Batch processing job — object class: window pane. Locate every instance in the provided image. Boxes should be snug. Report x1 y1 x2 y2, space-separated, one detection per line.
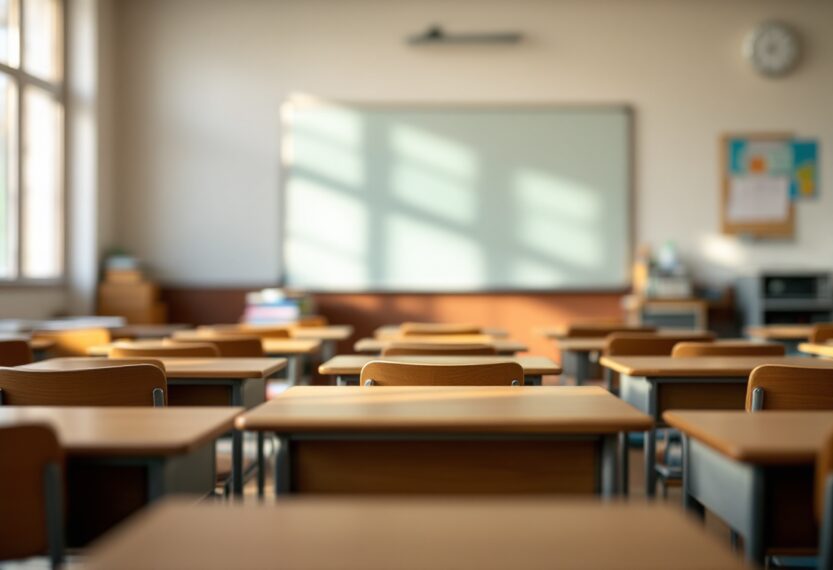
0 73 16 278
0 0 20 67
22 85 62 278
23 0 60 82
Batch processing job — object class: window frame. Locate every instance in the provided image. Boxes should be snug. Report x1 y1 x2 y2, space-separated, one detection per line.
0 0 66 287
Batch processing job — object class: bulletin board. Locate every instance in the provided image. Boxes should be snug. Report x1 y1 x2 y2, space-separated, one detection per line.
721 133 819 238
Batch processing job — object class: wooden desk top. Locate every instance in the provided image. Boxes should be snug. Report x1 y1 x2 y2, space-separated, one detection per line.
798 342 833 358
85 498 745 570
664 410 833 465
746 324 814 340
556 330 717 352
355 337 527 354
600 355 833 378
23 357 287 379
536 323 651 340
0 407 241 457
374 324 509 339
319 355 561 376
261 338 322 356
236 386 652 434
290 325 353 341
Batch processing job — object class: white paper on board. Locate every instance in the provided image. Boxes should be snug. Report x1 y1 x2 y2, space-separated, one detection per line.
727 175 790 223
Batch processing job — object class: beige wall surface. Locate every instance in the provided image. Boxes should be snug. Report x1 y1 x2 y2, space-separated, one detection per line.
111 0 833 287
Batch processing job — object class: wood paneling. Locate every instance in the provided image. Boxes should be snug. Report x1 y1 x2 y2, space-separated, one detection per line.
160 288 627 361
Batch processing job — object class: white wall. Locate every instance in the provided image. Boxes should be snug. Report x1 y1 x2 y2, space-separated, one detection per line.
111 0 833 288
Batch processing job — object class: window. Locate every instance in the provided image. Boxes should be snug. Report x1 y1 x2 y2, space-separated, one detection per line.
0 0 63 281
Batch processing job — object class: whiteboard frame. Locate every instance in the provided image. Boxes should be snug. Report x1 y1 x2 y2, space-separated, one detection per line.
278 98 635 293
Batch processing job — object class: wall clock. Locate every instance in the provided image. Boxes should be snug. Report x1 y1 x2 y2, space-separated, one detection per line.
743 22 801 77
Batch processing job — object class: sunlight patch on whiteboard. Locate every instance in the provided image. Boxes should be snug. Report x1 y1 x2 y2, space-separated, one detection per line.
384 213 484 290
286 177 368 286
514 169 603 270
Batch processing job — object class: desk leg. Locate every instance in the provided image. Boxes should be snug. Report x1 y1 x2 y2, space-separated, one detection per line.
644 428 657 498
322 340 336 362
231 385 243 497
619 431 629 497
681 436 704 519
601 435 618 497
257 432 265 498
575 353 590 386
274 435 290 496
287 356 300 386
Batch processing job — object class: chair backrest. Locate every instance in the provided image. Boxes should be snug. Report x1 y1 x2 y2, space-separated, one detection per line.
746 365 833 411
604 332 716 356
400 322 482 336
382 342 498 356
166 337 264 357
811 324 833 344
109 342 219 358
565 325 656 338
360 361 524 386
0 424 63 565
0 339 33 366
0 365 167 406
33 328 111 357
672 341 785 358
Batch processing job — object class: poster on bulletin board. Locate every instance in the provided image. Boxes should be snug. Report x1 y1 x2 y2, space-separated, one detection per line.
721 133 819 238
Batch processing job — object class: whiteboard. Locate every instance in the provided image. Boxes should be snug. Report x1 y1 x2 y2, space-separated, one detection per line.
282 102 632 292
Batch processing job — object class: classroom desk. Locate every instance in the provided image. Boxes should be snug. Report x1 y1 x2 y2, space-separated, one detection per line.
318 355 561 386
236 386 651 497
290 325 354 361
23 356 286 496
556 329 715 386
374 324 509 339
0 406 240 546
798 342 833 358
87 338 318 386
84 498 746 570
354 336 527 355
665 410 833 565
600 355 833 497
746 325 814 354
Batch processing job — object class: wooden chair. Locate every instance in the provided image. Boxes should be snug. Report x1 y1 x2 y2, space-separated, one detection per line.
746 365 833 411
33 328 111 357
382 342 498 356
672 341 785 358
0 424 64 568
811 324 833 344
400 322 482 336
360 361 524 386
166 337 264 357
0 339 33 366
0 365 167 406
109 342 220 358
817 430 833 570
